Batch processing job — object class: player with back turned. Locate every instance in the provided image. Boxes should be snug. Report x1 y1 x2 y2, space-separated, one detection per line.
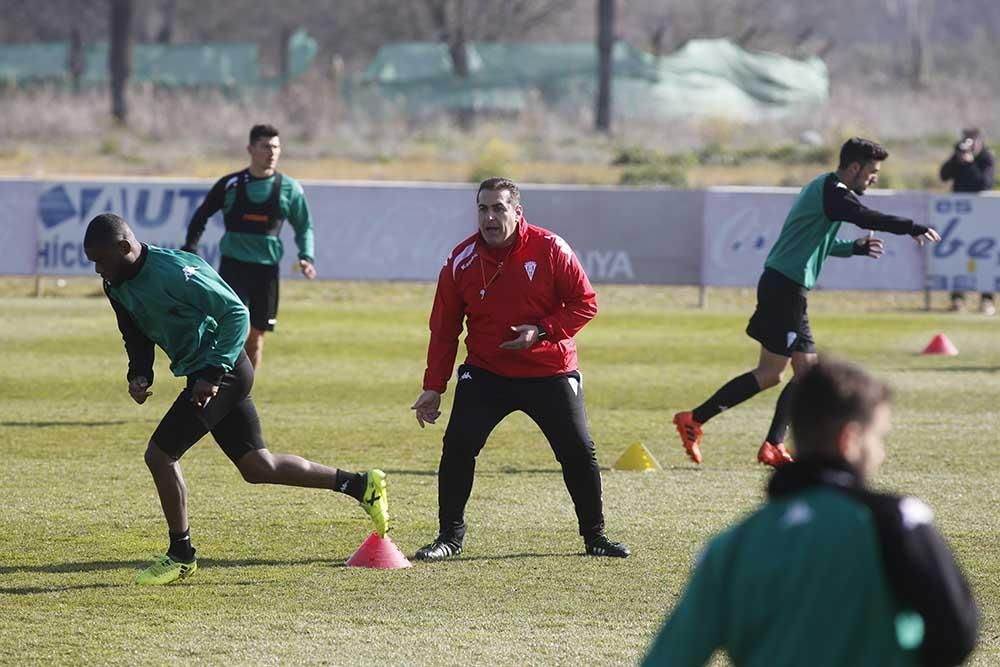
673 138 941 468
645 358 978 666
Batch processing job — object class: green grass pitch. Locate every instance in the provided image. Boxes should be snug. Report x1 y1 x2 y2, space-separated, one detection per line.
1 281 997 665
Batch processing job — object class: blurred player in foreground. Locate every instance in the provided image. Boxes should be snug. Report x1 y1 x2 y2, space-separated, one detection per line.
410 177 629 560
645 358 978 666
674 137 941 467
85 213 387 585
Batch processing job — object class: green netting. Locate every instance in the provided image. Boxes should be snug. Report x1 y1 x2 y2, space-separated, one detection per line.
0 29 317 88
355 39 828 120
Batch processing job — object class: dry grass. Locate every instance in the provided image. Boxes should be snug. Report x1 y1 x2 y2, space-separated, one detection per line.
2 282 998 666
0 79 995 188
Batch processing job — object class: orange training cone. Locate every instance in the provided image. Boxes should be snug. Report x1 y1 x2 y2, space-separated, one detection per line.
922 333 958 356
346 532 412 569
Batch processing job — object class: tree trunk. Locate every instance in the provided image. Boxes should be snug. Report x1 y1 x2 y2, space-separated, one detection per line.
595 0 614 133
448 19 474 129
280 25 292 89
156 0 177 44
67 28 84 95
109 0 133 125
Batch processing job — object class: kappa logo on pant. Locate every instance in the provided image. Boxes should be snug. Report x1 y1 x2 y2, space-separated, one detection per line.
786 331 798 350
459 371 472 381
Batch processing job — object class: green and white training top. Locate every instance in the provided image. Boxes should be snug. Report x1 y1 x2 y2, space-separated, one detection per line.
764 172 923 289
184 169 315 266
105 244 249 383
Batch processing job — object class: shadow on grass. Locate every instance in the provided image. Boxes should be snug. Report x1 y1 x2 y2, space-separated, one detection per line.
1 420 130 428
428 552 582 563
0 556 343 576
0 583 121 595
916 366 999 373
0 579 272 596
387 468 610 476
889 366 999 373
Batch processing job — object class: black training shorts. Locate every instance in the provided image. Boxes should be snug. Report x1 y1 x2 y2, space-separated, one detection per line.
745 267 816 356
150 352 266 462
219 255 280 332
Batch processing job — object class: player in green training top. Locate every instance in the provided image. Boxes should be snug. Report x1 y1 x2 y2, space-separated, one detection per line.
646 358 977 667
182 124 316 369
673 138 941 468
86 213 388 586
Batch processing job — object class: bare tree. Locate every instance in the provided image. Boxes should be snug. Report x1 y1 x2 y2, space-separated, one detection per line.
156 0 177 43
885 0 935 88
67 27 84 95
595 0 614 132
109 0 133 125
363 0 577 127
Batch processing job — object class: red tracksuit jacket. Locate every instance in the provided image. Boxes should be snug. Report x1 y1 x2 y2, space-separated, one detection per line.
422 218 598 393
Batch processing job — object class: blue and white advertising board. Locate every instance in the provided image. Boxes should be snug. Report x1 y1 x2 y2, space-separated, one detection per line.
926 195 1000 292
35 179 228 276
701 186 927 290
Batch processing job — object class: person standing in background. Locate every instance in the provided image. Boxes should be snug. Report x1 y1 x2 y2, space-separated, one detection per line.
940 127 997 314
410 177 630 561
183 124 317 368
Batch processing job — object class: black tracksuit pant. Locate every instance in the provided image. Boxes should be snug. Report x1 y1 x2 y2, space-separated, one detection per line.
437 364 605 543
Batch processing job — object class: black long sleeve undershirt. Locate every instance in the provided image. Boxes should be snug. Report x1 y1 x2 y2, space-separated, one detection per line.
822 174 928 236
105 285 155 384
183 173 232 249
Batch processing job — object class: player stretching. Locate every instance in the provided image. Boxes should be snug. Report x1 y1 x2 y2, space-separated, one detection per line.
673 138 941 467
85 213 388 585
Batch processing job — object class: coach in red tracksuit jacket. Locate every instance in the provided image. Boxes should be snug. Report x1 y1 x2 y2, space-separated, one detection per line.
410 177 630 561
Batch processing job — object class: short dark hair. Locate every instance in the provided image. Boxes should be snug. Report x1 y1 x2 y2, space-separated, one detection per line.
838 137 889 170
962 127 982 140
84 213 131 248
477 177 521 208
249 124 280 145
790 357 892 457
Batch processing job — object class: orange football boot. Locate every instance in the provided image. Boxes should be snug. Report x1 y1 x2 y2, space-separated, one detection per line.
757 441 794 468
673 411 704 464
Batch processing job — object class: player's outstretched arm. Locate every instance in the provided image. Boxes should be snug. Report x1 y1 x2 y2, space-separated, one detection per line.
823 177 929 238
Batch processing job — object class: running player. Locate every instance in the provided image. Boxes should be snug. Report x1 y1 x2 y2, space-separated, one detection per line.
673 138 941 467
86 213 386 585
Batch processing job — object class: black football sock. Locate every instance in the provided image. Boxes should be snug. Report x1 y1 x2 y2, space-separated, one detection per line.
692 372 762 425
766 381 797 445
168 528 195 562
334 470 366 501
